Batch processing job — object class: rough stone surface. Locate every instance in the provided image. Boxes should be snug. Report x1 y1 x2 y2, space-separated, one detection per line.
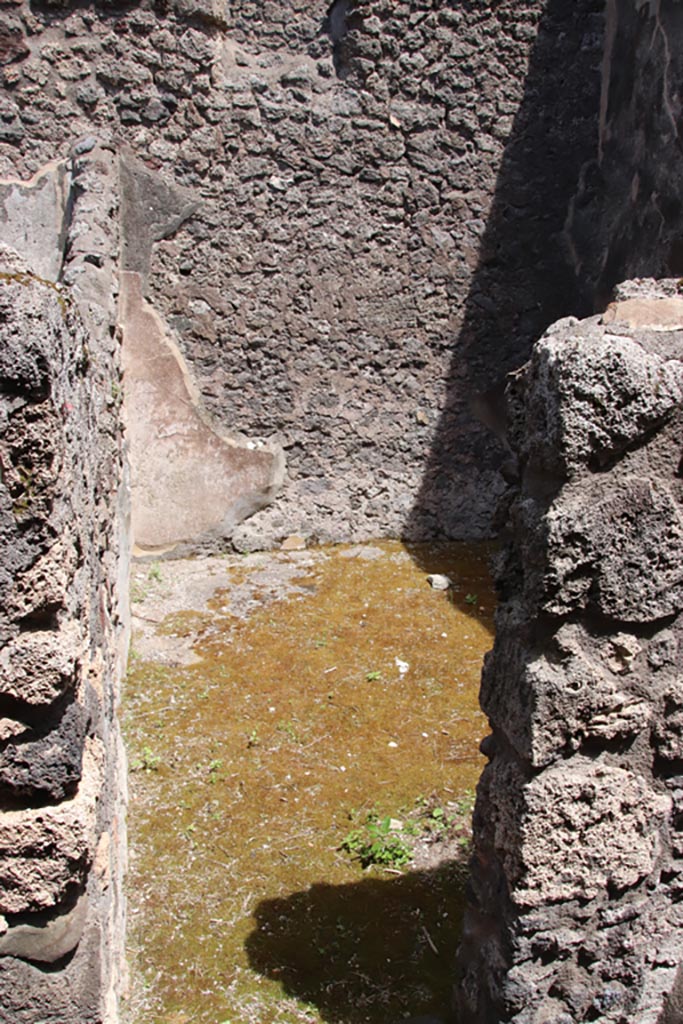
0 0 604 546
0 147 127 1022
4 1 683 1022
0 891 89 963
0 740 102 915
0 624 81 706
567 0 683 310
459 291 683 1024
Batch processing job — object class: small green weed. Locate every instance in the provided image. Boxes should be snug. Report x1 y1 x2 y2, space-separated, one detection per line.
313 630 339 649
365 670 382 682
426 806 450 832
465 593 478 606
207 759 224 784
277 719 300 743
457 788 476 815
341 812 412 869
340 793 476 867
131 746 161 772
148 562 162 583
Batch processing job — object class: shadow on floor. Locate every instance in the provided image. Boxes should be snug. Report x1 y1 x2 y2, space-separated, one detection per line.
402 540 497 642
244 860 468 1024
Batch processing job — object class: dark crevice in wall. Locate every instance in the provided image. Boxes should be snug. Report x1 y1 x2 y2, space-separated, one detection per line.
654 755 683 781
544 608 681 643
577 733 639 760
17 607 60 632
587 415 681 473
0 689 74 730
0 375 50 403
56 180 77 287
324 0 361 79
326 0 351 43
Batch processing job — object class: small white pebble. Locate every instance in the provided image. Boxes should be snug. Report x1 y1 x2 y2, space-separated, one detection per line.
388 741 398 748
441 632 448 638
427 573 452 590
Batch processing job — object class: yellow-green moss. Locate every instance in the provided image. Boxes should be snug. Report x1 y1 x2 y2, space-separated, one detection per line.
123 541 494 1024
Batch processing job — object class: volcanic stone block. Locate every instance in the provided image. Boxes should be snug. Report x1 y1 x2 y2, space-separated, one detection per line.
0 739 102 915
518 326 683 477
0 148 127 1022
0 625 80 705
481 622 651 768
460 289 683 1023
0 699 89 802
516 760 670 907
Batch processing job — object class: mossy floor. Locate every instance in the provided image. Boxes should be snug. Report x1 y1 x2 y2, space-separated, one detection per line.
122 541 494 1024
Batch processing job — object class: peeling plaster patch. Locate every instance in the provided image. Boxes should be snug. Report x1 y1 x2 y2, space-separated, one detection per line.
119 271 285 553
0 160 71 281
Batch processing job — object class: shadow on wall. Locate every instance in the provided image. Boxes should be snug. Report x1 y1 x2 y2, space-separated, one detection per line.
244 860 467 1024
569 1 683 305
404 0 605 542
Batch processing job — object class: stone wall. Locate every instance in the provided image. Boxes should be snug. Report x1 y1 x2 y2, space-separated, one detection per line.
0 0 604 548
0 146 127 1021
7 1 683 1021
455 3 683 1019
458 287 683 1023
568 0 683 307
